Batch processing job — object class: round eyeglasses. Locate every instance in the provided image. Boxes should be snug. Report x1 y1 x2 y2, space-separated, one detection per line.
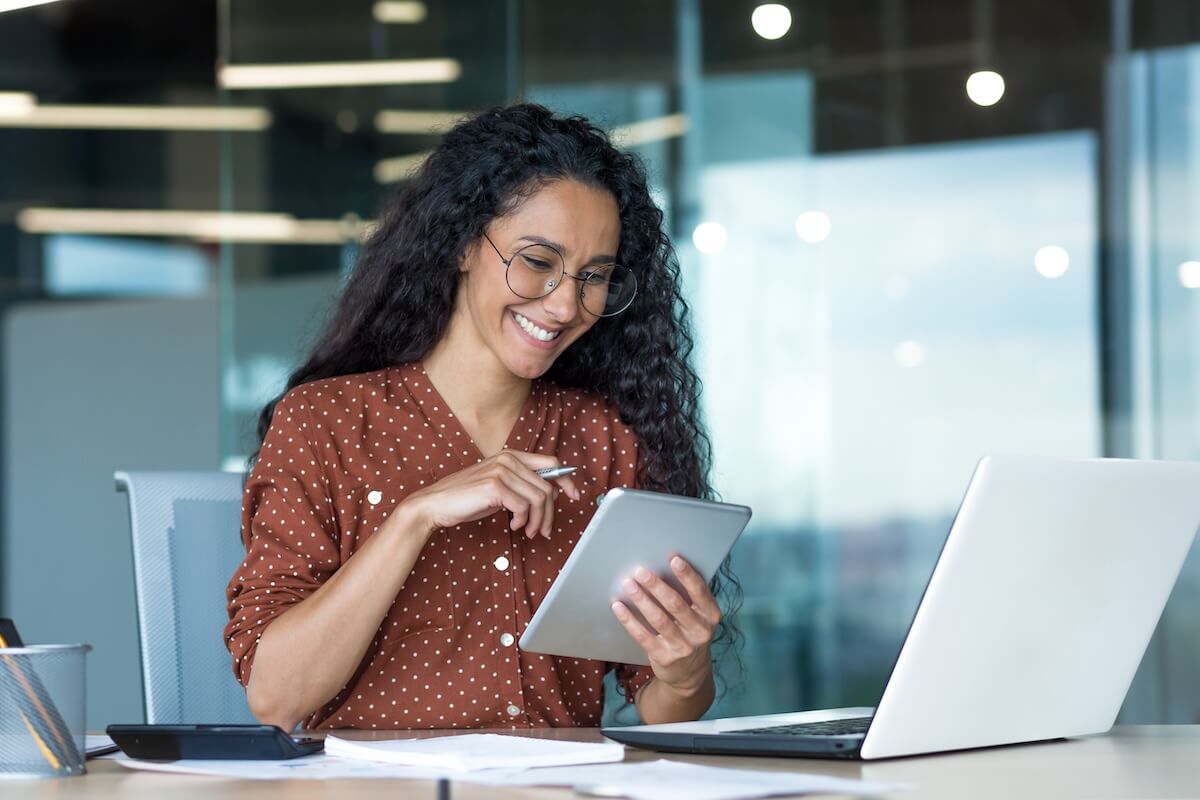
483 233 637 317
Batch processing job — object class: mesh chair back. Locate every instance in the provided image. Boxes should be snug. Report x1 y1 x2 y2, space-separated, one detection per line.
115 470 256 723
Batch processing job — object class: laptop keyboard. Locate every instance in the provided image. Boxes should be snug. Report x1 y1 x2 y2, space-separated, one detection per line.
736 716 872 737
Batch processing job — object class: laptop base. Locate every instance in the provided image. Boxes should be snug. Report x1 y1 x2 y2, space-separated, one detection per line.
602 726 865 759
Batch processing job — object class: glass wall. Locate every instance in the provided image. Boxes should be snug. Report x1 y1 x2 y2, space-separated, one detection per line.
0 0 229 726
1120 37 1200 723
216 0 1200 722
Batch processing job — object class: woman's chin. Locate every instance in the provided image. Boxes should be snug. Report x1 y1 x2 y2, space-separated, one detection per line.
504 352 556 380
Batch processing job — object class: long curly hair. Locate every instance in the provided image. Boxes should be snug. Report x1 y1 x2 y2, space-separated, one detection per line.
257 102 742 697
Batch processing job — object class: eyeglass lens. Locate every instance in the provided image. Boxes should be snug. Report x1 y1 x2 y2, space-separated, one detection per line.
505 244 636 317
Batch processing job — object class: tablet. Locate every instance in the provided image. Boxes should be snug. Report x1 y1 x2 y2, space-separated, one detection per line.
519 488 752 666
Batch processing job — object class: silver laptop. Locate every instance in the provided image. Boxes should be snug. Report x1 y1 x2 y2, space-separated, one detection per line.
603 455 1200 760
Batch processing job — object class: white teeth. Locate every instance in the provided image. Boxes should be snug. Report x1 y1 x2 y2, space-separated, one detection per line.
514 312 561 342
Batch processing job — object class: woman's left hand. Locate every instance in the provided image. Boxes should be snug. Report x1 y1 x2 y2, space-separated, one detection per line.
610 555 720 695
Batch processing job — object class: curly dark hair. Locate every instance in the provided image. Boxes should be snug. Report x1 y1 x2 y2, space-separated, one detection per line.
256 102 742 699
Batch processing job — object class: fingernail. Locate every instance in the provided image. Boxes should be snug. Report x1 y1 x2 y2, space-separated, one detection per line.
611 602 626 617
623 578 638 594
671 556 685 571
634 567 652 582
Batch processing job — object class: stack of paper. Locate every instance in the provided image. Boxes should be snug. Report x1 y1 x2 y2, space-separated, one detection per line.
324 733 624 772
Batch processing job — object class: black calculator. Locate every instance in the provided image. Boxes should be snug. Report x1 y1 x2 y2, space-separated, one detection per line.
106 724 324 760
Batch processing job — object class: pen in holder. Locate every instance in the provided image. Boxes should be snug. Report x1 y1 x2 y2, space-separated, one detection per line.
0 643 90 778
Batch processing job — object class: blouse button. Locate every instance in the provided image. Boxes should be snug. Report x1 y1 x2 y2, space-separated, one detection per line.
493 556 510 571
500 632 515 647
506 704 521 717
367 490 383 505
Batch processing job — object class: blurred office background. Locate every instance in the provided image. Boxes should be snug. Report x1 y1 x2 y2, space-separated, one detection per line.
1 0 1198 727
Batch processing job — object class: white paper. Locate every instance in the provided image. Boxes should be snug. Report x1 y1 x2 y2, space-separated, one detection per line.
325 733 624 772
115 753 907 797
114 754 457 780
489 759 906 800
85 735 120 759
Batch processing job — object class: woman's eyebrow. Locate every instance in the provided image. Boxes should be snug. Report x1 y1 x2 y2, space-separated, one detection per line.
516 234 617 264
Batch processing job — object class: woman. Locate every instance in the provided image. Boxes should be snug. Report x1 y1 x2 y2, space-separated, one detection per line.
225 103 736 731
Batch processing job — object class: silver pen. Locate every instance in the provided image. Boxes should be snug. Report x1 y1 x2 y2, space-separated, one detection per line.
536 465 577 479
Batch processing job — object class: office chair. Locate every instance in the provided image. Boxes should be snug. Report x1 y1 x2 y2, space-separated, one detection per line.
115 470 257 724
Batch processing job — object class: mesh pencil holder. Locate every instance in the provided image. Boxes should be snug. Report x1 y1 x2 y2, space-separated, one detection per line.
0 644 91 779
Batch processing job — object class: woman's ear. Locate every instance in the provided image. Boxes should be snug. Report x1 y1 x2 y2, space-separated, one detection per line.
458 240 479 274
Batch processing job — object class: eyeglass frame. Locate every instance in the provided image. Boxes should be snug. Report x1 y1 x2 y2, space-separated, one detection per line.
482 232 636 318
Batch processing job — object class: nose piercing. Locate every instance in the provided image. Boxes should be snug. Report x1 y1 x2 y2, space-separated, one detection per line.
545 279 558 289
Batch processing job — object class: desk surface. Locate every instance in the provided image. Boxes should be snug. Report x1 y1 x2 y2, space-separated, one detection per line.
5 725 1198 799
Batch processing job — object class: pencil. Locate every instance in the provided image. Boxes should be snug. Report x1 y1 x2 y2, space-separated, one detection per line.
0 633 81 774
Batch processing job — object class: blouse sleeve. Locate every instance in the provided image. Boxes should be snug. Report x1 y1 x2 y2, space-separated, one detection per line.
224 389 340 687
605 409 657 702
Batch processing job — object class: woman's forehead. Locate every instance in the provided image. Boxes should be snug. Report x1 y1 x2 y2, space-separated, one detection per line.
496 179 621 254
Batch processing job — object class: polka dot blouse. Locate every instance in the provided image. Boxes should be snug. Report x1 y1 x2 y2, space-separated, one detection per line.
224 362 654 729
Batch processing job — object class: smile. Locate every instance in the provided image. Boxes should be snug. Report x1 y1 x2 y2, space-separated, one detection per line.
513 312 562 342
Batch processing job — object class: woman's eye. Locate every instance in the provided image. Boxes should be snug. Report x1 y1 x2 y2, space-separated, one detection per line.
581 270 612 285
520 256 555 272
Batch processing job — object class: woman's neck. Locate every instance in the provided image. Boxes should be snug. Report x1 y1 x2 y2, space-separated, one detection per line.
422 322 531 456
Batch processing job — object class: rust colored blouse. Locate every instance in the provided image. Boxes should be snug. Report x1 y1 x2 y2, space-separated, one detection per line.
224 362 654 729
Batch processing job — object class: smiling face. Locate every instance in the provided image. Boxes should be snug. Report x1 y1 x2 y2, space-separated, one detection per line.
454 179 622 380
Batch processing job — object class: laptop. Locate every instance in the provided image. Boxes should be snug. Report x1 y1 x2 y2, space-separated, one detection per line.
603 455 1200 760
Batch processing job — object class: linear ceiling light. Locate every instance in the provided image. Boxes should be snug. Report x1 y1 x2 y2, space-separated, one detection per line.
374 151 432 184
219 58 461 89
0 91 36 114
609 113 690 147
373 1 427 23
374 109 467 134
373 114 690 184
16 208 367 245
0 104 272 130
0 0 61 13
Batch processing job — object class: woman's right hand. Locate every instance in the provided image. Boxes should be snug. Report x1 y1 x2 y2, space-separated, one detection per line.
402 450 581 539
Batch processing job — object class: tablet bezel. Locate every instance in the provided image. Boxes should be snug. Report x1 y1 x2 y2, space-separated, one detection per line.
518 488 751 666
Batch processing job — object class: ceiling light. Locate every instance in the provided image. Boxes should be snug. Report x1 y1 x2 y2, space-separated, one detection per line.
751 4 792 40
795 210 831 243
374 151 433 183
335 110 359 133
895 340 926 368
374 111 690 148
1034 245 1070 278
966 71 1005 106
1179 261 1200 289
218 59 461 90
372 1 427 23
0 104 271 130
16 208 366 245
692 222 728 255
609 113 689 147
0 91 36 115
0 0 61 13
375 109 467 134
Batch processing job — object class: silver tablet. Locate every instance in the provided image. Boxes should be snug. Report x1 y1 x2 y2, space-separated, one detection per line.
518 488 752 666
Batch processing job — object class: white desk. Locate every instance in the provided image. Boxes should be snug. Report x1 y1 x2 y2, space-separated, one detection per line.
5 725 1198 798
